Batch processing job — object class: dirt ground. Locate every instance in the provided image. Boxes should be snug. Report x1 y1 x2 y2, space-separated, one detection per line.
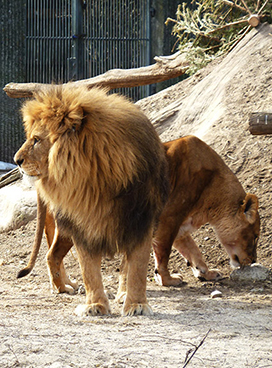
1 25 272 367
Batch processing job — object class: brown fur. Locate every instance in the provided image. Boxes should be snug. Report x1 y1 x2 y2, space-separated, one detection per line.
18 135 260 297
14 85 169 316
152 135 260 286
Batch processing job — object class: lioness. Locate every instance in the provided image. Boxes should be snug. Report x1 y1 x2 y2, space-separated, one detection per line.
17 135 260 293
14 85 169 316
153 135 259 286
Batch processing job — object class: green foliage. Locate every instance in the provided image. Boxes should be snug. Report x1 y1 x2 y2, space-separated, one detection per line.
166 0 271 75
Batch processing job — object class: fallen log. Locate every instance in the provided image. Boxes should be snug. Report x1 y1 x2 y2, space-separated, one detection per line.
3 51 189 99
0 167 22 189
248 112 272 135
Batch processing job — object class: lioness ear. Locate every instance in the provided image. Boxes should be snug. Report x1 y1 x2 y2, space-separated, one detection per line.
241 193 259 224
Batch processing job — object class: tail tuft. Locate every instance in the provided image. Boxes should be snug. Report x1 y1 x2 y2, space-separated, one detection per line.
17 268 31 279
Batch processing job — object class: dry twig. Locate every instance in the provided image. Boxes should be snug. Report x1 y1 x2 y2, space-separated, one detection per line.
183 329 211 367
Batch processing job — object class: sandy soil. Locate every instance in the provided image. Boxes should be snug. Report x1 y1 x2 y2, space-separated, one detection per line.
1 25 272 368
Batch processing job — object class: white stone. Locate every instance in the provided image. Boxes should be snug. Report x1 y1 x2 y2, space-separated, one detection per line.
211 290 222 298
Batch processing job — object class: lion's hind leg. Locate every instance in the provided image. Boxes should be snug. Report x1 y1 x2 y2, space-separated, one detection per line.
73 245 110 316
46 234 77 294
122 235 153 316
45 212 78 294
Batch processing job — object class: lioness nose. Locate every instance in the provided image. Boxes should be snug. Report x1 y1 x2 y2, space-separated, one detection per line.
15 158 24 167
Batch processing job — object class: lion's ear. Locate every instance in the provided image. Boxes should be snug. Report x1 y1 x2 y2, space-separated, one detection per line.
241 193 259 224
60 107 85 133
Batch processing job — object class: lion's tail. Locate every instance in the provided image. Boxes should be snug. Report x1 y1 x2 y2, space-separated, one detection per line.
17 193 46 278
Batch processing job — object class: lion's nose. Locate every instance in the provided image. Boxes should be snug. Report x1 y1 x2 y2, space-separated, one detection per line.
15 158 24 167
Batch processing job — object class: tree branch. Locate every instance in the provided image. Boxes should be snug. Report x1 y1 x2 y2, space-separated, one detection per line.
3 52 189 99
248 112 272 135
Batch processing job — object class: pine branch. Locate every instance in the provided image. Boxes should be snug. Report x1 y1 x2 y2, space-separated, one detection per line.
166 0 271 75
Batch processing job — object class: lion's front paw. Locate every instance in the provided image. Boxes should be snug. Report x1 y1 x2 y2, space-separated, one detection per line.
74 303 111 316
155 272 184 286
122 303 154 316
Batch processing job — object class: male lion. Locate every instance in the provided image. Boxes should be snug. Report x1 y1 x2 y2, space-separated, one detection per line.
14 85 169 316
17 136 260 295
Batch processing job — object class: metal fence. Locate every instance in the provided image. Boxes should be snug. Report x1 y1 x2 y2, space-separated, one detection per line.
82 1 151 99
26 0 151 99
0 0 26 164
1 0 151 163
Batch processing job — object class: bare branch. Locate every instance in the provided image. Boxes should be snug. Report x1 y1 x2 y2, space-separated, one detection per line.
0 167 22 189
183 329 211 368
239 0 252 15
3 52 189 99
221 0 247 12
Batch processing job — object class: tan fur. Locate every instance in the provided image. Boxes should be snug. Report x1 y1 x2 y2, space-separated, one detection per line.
14 85 169 316
153 135 260 286
18 135 260 297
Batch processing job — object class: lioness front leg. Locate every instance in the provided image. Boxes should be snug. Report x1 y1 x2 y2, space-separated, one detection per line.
122 235 153 316
74 244 110 316
173 234 222 281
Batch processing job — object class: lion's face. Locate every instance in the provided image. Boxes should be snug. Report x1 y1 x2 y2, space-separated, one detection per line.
14 128 51 179
215 193 260 268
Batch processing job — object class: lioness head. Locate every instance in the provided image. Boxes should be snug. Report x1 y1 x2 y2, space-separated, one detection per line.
215 193 260 268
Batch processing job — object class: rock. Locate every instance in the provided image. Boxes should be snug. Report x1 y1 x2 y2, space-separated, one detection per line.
211 290 222 298
0 176 37 232
230 264 270 282
0 161 16 173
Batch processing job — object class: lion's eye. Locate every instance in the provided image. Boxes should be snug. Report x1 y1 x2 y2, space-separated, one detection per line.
33 137 40 146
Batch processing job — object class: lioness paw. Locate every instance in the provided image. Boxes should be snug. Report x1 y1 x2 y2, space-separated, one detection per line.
122 303 154 317
155 272 184 287
194 268 223 281
115 291 126 304
51 282 78 295
62 284 78 295
74 303 111 316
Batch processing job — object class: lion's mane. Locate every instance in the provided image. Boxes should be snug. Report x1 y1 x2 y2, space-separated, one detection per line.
22 85 169 256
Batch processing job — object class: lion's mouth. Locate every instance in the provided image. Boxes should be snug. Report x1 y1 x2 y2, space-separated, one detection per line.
19 167 41 178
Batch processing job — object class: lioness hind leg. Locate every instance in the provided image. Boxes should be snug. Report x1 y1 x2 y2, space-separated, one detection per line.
173 234 222 281
116 255 128 304
122 236 153 316
153 228 184 286
73 245 110 317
